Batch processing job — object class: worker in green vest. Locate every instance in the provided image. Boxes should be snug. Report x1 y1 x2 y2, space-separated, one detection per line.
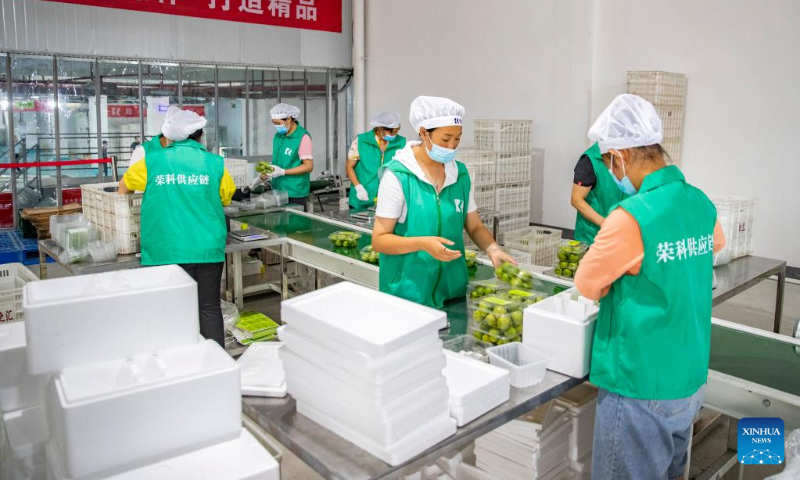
570 140 628 245
372 96 516 309
250 103 314 208
574 95 725 480
119 106 236 347
346 110 406 210
128 133 167 169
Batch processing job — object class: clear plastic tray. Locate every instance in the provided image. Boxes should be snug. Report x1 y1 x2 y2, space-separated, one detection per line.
468 290 548 345
555 240 588 279
328 230 361 248
442 334 493 363
360 245 379 265
487 342 549 388
467 279 508 301
494 261 535 290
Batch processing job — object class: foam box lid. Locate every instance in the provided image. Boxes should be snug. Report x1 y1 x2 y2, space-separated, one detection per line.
281 282 446 356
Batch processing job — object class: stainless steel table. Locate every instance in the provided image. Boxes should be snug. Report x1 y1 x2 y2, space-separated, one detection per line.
38 239 140 278
711 256 787 333
243 372 585 480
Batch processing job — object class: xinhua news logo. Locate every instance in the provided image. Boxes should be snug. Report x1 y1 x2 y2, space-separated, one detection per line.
737 417 784 465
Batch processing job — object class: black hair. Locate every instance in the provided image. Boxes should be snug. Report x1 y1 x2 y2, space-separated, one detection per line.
628 144 671 164
188 129 204 141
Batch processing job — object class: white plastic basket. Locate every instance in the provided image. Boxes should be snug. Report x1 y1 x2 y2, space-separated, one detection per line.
0 263 39 323
486 342 549 388
224 158 249 189
503 226 563 267
474 185 496 212
81 182 142 254
477 247 531 266
496 213 530 245
495 182 531 215
473 119 533 153
459 150 496 187
495 153 532 185
626 71 687 107
709 194 757 261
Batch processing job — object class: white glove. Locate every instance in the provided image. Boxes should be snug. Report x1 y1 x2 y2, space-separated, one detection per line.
250 174 267 189
267 166 285 179
355 184 369 202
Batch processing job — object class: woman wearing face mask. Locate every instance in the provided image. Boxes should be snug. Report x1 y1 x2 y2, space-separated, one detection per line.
574 94 726 480
346 110 406 210
372 96 516 309
251 103 313 207
570 139 629 245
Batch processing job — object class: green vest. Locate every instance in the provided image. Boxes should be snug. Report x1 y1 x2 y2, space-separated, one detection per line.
272 124 311 198
140 140 227 265
349 132 407 209
379 159 471 309
142 135 164 155
574 143 628 245
590 166 717 400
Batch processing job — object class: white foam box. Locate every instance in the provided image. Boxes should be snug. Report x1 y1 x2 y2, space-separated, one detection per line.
3 405 49 480
237 342 287 398
46 340 241 479
555 383 598 462
47 428 279 480
23 265 200 375
280 282 446 356
278 325 443 384
280 345 447 403
0 322 46 412
442 351 509 426
523 289 599 378
296 399 456 466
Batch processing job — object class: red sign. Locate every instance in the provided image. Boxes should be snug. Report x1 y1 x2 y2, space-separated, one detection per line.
108 104 140 118
37 0 341 33
183 105 206 117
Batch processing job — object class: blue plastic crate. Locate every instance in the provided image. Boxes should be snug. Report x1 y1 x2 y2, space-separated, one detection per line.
0 230 48 265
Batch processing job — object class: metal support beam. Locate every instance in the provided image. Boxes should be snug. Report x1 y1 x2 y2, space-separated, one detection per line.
53 57 62 206
244 67 250 158
94 58 103 179
277 68 282 103
302 70 308 127
214 66 220 155
6 56 18 228
325 69 332 173
138 62 145 141
177 64 183 107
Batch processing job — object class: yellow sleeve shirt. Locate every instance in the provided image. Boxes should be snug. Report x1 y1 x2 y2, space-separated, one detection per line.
122 159 236 207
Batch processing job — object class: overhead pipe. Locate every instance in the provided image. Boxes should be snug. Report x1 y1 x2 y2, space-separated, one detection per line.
353 0 366 134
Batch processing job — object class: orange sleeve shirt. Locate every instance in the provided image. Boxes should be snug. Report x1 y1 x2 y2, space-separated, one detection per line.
575 208 727 301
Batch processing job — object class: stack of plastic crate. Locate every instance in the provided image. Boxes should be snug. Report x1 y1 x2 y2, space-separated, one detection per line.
224 158 249 189
627 71 687 166
80 182 142 254
473 119 534 244
503 226 563 267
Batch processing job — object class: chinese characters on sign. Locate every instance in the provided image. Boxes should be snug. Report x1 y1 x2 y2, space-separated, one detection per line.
37 0 340 32
154 174 211 187
656 234 715 263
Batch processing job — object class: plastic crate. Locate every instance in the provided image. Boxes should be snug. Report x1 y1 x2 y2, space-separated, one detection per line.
459 150 496 187
709 194 757 261
80 183 142 254
626 71 687 107
477 247 531 266
496 213 530 245
473 119 533 153
474 185 496 212
495 152 532 185
495 183 531 215
503 226 562 267
0 263 39 323
661 137 684 166
224 158 249 188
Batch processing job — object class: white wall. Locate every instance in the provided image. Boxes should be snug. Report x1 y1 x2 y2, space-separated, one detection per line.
592 0 800 266
0 0 352 68
364 0 594 226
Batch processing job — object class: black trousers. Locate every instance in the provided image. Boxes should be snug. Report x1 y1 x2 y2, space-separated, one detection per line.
179 262 225 348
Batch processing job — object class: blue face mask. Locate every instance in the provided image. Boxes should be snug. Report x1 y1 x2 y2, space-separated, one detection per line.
275 124 289 135
425 135 457 164
383 134 397 142
609 153 638 195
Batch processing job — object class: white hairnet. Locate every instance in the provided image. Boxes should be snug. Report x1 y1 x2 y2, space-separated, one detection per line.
369 110 402 129
270 103 301 120
409 96 465 132
161 105 207 142
588 94 663 154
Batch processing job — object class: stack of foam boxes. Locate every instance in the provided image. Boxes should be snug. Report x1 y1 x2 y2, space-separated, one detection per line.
1 265 278 480
555 384 598 479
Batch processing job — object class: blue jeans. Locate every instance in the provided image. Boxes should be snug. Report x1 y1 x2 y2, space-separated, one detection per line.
591 386 705 480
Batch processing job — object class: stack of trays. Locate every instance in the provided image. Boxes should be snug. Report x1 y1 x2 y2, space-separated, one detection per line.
237 342 287 398
278 282 457 466
555 384 598 478
475 402 572 480
442 351 510 426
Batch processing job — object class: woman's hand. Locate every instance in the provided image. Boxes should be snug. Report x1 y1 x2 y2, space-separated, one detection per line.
420 237 463 262
486 243 517 268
